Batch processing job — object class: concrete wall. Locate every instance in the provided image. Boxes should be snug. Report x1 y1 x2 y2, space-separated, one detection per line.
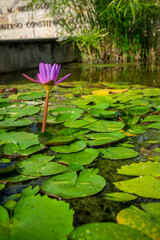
0 39 79 73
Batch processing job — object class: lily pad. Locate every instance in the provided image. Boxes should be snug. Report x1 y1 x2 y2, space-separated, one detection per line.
142 115 160 122
0 161 16 175
69 222 150 240
117 203 160 240
125 106 150 116
51 107 84 116
0 132 39 149
89 108 117 119
0 183 5 191
0 193 74 240
99 147 138 160
0 143 45 156
84 131 125 141
41 170 106 199
105 192 137 202
0 106 40 118
114 176 160 198
146 122 160 129
0 118 33 128
50 141 86 153
117 161 160 177
0 172 36 182
16 154 68 177
45 135 76 146
56 148 99 165
18 91 46 100
86 120 125 132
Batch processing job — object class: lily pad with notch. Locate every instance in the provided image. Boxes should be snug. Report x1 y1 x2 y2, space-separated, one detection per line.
50 141 86 153
16 154 68 177
41 169 106 199
99 147 138 160
86 120 125 132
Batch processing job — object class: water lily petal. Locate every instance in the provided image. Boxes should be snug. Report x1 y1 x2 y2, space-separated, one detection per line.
45 64 51 81
22 73 39 83
37 73 46 84
56 74 71 84
50 63 56 81
55 64 61 81
39 63 47 82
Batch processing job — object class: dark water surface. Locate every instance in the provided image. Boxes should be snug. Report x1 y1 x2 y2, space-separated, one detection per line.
0 62 160 87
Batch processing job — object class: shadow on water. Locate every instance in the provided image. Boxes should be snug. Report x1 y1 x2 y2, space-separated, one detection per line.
0 62 160 87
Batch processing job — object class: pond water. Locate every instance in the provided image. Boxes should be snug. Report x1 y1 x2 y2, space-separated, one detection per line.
0 62 160 238
1 62 160 87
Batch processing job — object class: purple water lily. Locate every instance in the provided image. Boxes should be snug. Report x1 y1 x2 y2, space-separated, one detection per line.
23 62 71 85
22 62 71 133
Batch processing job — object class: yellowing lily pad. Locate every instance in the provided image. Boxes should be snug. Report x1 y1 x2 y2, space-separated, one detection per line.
105 192 137 202
114 176 160 198
41 170 106 199
69 222 150 240
117 161 160 177
117 203 160 240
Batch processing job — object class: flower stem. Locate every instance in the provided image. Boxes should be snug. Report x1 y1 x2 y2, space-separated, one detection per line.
42 90 50 133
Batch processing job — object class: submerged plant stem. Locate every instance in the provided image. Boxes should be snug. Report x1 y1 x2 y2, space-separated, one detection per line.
42 90 50 133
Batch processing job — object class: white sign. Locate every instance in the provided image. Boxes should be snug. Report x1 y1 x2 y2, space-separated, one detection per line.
0 0 62 40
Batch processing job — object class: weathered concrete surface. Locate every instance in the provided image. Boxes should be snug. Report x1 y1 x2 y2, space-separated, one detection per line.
0 0 63 40
0 39 79 73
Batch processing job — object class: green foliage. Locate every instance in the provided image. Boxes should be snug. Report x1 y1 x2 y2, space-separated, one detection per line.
29 0 160 62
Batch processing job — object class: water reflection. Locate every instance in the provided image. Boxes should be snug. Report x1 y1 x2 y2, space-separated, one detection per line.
0 62 160 87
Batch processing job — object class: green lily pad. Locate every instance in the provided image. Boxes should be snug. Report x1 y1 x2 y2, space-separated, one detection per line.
128 124 146 134
142 115 160 122
50 141 86 153
86 120 125 132
146 122 160 129
125 106 150 116
0 118 33 128
18 91 46 100
88 102 110 110
114 176 160 198
89 108 117 119
117 161 160 177
63 117 96 128
0 116 3 120
105 192 137 202
45 135 76 146
51 107 84 116
143 88 160 97
0 172 36 182
0 106 40 118
0 193 74 240
99 147 138 160
84 131 125 141
16 154 68 177
41 170 106 199
69 222 150 240
117 203 160 240
0 132 39 149
0 183 5 191
0 143 45 156
56 111 81 122
56 148 99 165
0 162 16 175
0 159 11 163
